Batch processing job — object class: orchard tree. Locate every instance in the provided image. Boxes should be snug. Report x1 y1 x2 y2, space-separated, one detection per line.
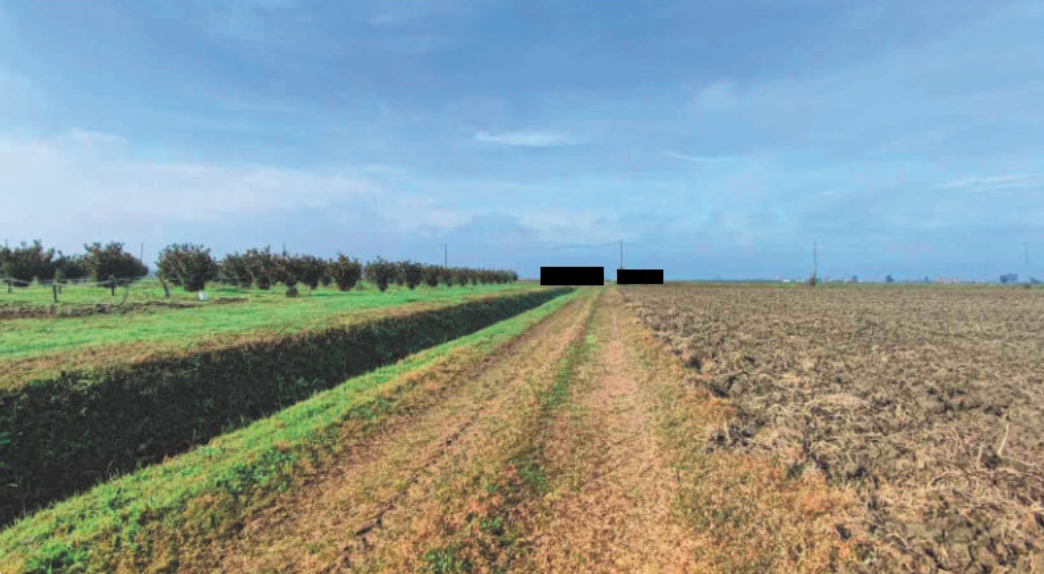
402 261 424 290
272 253 302 296
364 258 396 292
0 241 55 286
156 244 219 292
296 255 326 293
83 242 148 286
422 265 442 287
220 253 254 288
243 247 275 290
55 254 88 283
328 254 363 291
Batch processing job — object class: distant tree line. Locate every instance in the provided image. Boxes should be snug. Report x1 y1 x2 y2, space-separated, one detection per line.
160 245 517 296
0 240 517 296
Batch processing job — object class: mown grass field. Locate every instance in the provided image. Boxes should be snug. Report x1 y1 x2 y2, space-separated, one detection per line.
0 281 536 383
2 283 1041 573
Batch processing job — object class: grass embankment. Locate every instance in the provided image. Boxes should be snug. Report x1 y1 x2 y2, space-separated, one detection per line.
0 289 586 574
0 282 535 371
0 288 566 527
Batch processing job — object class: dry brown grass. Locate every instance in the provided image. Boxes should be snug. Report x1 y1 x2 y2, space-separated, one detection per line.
519 287 702 573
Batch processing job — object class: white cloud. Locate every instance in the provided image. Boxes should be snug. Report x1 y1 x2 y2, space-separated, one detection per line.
933 173 1040 192
0 130 373 236
692 80 739 113
662 151 740 164
473 130 582 147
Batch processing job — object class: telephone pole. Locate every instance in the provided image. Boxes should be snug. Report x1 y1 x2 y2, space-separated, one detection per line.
813 240 818 279
444 243 448 267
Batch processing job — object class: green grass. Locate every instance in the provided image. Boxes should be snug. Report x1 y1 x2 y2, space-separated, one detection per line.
0 278 257 308
0 281 536 364
0 289 583 574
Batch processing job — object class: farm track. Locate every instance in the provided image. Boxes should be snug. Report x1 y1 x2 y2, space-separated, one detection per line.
520 287 700 573
181 288 599 572
177 286 870 573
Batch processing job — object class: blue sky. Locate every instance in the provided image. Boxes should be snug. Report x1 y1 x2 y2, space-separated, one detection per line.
1 0 1042 280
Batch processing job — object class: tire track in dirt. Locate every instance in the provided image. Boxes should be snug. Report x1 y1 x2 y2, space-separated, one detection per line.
522 287 700 573
339 289 600 572
181 290 597 573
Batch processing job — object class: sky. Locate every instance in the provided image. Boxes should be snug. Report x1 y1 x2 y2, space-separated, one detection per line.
1 0 1042 281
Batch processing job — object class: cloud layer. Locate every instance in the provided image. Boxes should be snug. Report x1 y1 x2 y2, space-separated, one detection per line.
473 130 581 147
1 1 1043 279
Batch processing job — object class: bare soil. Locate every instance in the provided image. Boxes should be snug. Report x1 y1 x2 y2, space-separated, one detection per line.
621 284 1044 573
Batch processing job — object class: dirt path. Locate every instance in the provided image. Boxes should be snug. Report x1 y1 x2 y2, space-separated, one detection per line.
181 289 598 572
520 286 699 573
177 287 858 572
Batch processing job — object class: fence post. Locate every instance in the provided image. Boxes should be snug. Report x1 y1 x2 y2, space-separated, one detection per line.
53 283 59 303
110 275 116 298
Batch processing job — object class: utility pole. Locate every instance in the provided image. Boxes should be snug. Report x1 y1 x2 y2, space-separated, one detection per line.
140 242 144 262
813 240 818 279
444 243 448 267
620 240 624 270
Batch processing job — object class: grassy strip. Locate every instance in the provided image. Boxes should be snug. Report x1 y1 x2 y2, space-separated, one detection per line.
0 289 583 574
0 288 567 527
416 290 601 573
0 282 534 367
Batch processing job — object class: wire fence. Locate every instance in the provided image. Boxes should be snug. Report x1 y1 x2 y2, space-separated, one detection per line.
2 275 146 306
